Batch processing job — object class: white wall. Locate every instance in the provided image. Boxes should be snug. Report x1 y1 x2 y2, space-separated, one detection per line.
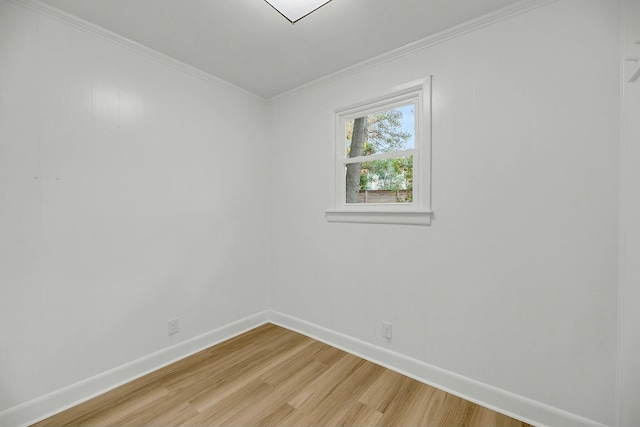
0 0 630 426
0 0 269 416
268 1 620 425
618 0 640 425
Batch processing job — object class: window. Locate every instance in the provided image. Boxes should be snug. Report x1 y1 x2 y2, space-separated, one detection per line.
326 79 432 225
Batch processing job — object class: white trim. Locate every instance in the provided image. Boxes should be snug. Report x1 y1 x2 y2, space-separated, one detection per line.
6 0 266 105
269 311 610 427
335 85 425 118
269 0 558 103
330 81 430 222
614 0 626 423
343 149 416 165
629 66 640 83
2 310 610 427
325 210 432 225
615 1 637 425
0 311 270 427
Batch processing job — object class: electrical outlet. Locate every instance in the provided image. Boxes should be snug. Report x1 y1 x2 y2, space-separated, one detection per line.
382 321 392 340
168 318 179 335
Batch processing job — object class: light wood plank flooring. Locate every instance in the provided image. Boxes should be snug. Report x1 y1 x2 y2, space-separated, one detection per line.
33 323 531 426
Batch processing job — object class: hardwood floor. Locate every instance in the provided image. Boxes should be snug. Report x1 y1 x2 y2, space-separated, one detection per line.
33 324 531 427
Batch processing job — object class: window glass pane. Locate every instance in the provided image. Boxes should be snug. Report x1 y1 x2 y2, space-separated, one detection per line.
345 104 415 158
345 155 413 204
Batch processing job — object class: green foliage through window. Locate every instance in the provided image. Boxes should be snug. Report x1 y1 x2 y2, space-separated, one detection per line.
345 104 414 203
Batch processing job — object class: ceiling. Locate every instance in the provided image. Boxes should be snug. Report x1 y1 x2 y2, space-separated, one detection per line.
38 0 521 98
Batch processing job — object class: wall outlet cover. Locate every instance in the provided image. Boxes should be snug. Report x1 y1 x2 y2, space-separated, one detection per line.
168 318 180 335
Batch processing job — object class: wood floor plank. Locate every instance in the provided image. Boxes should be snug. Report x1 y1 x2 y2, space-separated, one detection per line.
373 377 423 426
181 378 276 427
32 323 532 427
188 334 314 414
387 384 448 426
327 401 384 427
253 402 297 427
285 359 386 426
359 368 411 412
235 361 330 426
259 340 328 386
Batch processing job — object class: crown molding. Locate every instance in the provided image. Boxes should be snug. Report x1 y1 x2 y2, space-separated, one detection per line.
6 0 557 104
268 0 558 103
7 0 267 105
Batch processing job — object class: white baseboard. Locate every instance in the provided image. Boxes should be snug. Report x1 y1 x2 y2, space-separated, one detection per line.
0 311 270 427
268 311 609 427
2 310 608 427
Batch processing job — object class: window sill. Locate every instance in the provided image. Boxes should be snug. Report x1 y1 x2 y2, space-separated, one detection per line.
325 210 432 225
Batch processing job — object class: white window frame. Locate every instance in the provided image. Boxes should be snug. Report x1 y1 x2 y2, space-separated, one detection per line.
326 78 432 225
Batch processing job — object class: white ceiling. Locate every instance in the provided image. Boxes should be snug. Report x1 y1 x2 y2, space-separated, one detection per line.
38 0 520 98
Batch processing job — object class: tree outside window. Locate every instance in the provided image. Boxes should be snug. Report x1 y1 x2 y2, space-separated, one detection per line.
345 104 415 204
